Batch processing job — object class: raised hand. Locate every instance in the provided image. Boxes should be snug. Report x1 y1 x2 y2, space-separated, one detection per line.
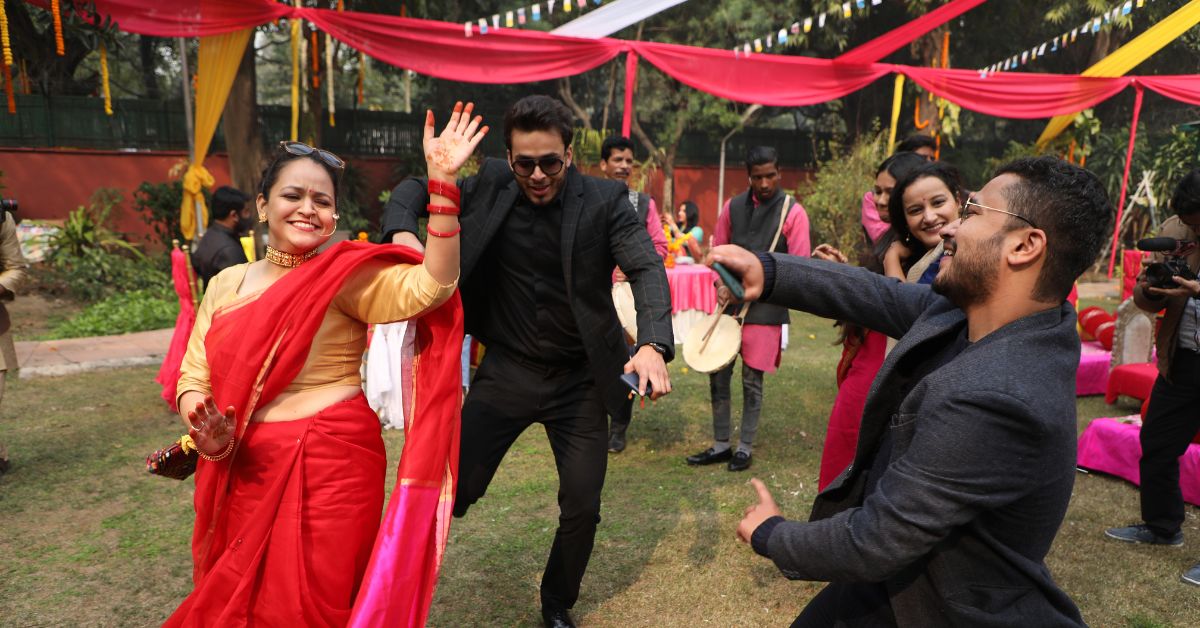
424 101 488 180
187 395 236 457
736 478 783 544
812 243 848 264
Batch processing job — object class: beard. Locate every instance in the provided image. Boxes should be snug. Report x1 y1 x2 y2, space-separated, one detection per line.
932 234 1002 309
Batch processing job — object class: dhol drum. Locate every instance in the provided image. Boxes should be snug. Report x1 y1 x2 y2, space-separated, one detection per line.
683 311 742 373
612 281 638 343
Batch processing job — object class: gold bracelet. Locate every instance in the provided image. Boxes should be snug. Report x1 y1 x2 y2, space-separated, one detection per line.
198 436 235 462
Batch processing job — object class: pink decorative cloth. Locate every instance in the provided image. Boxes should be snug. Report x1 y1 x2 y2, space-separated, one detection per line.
861 191 889 243
667 265 718 315
1076 340 1111 397
1122 250 1148 302
1077 417 1200 506
714 195 811 373
155 247 197 412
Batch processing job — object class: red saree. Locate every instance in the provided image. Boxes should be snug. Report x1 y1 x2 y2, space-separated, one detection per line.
819 329 886 491
164 241 462 627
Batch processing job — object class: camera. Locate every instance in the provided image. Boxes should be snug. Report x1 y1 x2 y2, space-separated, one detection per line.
1136 237 1198 289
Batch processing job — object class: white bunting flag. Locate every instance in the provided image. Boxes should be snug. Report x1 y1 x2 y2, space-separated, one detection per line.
818 13 827 28
518 7 526 23
465 21 473 37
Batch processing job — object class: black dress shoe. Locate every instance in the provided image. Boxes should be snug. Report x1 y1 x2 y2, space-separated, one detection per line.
608 426 627 453
542 608 576 628
727 451 752 472
686 447 733 466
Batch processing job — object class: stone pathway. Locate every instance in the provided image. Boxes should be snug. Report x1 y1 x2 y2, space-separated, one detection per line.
14 328 173 379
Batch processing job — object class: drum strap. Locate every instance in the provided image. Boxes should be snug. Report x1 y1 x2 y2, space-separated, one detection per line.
735 194 791 322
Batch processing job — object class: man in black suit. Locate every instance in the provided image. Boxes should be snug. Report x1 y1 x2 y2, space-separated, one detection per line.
382 95 673 628
717 157 1110 626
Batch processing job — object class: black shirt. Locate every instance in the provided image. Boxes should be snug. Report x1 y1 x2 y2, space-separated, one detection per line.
478 193 585 365
191 222 247 288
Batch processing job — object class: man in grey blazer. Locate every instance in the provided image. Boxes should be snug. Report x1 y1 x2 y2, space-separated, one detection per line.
716 157 1110 626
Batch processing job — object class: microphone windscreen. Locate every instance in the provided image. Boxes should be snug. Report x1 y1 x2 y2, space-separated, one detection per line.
1135 237 1178 252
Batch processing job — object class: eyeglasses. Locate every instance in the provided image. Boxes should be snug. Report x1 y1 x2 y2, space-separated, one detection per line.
510 155 565 178
961 198 1037 230
279 141 345 170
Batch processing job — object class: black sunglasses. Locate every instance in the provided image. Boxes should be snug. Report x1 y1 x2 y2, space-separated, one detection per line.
280 141 345 170
510 155 565 178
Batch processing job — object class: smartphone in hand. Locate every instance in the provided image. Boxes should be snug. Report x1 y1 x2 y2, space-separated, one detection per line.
712 262 745 300
620 372 652 397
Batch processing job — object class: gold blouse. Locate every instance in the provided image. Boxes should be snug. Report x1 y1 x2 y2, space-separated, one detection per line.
177 259 457 405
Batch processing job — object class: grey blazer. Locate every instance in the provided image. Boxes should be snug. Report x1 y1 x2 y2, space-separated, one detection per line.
760 254 1085 627
381 158 673 417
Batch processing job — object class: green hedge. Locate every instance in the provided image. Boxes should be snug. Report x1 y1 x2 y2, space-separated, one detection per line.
45 289 179 340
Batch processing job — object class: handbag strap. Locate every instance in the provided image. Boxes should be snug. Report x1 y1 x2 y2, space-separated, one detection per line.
734 194 791 322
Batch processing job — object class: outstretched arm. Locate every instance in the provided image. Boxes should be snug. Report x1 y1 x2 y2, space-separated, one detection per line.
706 245 936 340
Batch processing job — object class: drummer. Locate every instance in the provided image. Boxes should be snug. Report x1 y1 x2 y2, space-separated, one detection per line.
686 146 810 472
599 135 668 454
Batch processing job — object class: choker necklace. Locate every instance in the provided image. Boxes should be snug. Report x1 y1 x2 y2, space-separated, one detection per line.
265 246 318 268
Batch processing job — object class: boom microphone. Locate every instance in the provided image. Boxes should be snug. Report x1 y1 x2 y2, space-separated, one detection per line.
1136 237 1196 256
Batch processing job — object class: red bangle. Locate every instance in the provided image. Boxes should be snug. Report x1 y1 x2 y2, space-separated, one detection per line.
427 203 460 216
427 179 461 206
427 225 461 238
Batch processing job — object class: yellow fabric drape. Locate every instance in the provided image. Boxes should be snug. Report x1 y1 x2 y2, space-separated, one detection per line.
1037 0 1200 147
240 235 256 262
179 28 253 241
887 74 905 155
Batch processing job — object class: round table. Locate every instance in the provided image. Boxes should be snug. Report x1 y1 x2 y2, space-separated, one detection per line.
666 264 718 344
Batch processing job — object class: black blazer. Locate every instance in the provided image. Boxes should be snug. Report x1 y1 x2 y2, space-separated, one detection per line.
381 158 673 416
759 255 1085 627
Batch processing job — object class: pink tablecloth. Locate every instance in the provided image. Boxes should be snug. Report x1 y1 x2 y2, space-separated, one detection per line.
1076 340 1111 396
1077 417 1200 506
667 264 717 315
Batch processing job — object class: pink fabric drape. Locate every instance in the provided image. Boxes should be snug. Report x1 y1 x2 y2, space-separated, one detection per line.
622 50 638 138
155 247 196 412
29 1 1200 120
901 66 1133 119
635 41 890 106
836 0 988 64
307 8 622 84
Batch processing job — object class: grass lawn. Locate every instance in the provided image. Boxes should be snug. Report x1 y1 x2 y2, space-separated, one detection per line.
1 309 1198 627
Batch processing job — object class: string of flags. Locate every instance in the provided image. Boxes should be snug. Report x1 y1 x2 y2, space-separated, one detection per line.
736 0 884 57
465 0 605 37
979 0 1160 74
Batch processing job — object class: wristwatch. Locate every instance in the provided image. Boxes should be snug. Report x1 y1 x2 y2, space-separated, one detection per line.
645 342 669 355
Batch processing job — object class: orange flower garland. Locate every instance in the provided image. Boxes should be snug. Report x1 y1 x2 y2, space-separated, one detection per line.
99 43 112 115
0 0 13 114
51 0 64 56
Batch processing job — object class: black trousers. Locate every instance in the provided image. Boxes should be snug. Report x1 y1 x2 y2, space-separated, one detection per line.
792 582 896 627
454 347 608 611
1139 347 1200 537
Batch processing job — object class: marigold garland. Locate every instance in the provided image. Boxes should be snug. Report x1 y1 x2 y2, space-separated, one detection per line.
51 0 64 56
99 42 112 115
0 0 12 68
310 29 319 89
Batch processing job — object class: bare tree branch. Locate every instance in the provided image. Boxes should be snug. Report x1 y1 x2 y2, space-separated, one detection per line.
557 77 594 131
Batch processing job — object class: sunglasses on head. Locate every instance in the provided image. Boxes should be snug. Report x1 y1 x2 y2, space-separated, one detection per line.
510 155 565 178
279 141 345 170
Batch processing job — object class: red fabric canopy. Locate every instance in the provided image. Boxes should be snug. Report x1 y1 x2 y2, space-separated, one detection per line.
901 66 1133 119
634 41 891 106
48 0 287 36
836 0 988 64
1138 75 1200 106
25 2 1200 124
306 8 622 84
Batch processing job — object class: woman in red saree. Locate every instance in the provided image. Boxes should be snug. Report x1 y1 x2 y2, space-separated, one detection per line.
166 103 487 627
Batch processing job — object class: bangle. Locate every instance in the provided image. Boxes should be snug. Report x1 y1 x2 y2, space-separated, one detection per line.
427 225 461 238
427 203 460 216
428 179 461 206
198 436 235 462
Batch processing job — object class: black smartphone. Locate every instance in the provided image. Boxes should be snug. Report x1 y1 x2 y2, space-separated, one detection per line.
620 372 652 397
711 262 745 301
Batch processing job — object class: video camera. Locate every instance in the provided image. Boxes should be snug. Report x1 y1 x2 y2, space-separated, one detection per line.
1136 237 1198 289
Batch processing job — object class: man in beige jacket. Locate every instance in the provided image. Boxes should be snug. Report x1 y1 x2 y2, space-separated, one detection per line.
0 207 28 475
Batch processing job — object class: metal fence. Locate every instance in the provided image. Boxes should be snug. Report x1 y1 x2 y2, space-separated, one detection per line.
0 95 827 166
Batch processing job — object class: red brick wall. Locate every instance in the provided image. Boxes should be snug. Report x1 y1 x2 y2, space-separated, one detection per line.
0 148 810 247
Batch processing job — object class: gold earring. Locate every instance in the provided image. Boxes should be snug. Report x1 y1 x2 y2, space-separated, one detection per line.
258 214 267 223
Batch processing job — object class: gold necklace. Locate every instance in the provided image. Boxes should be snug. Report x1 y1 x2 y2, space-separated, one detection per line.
264 245 318 268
